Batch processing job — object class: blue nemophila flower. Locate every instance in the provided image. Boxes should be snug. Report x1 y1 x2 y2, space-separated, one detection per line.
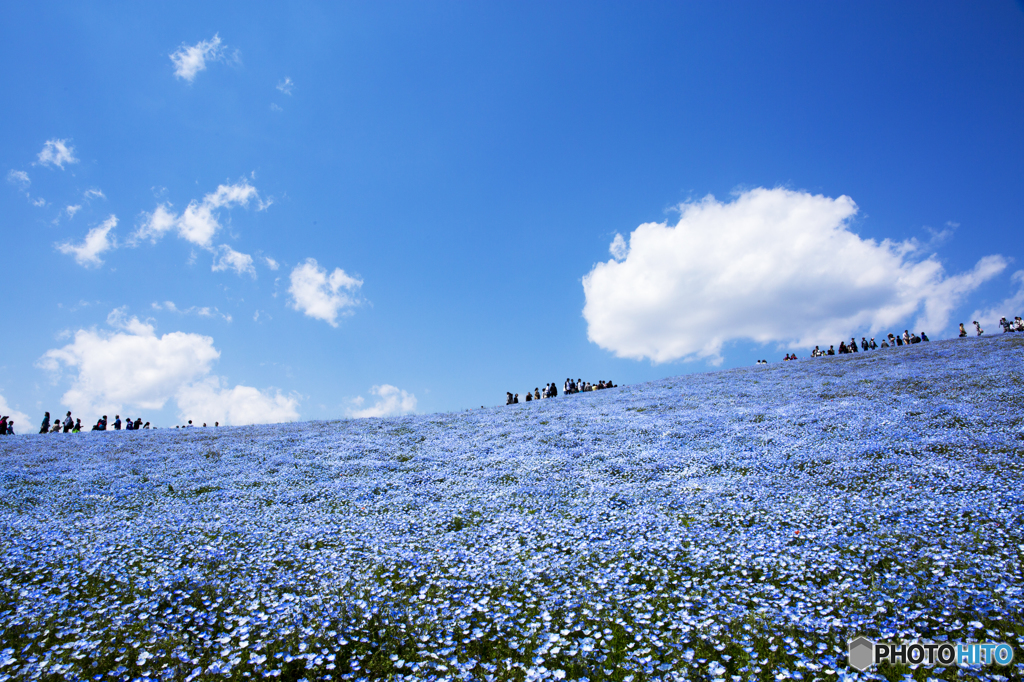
1 336 1022 680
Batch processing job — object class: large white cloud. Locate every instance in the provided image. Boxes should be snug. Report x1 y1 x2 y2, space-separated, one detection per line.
170 34 226 83
347 385 417 419
133 180 265 249
176 378 298 426
36 139 79 169
39 309 297 425
582 187 1008 363
288 258 364 326
57 215 118 267
0 393 32 435
972 270 1024 332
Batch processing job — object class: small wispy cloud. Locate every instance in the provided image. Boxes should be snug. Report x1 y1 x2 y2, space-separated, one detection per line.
170 34 231 83
36 139 79 169
270 103 283 112
84 188 106 201
211 244 256 278
288 258 364 327
263 256 279 271
152 300 233 323
66 205 81 219
276 77 294 95
132 179 269 249
6 170 29 188
57 215 118 267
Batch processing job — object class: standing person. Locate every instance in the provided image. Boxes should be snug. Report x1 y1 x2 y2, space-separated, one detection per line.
850 338 859 353
134 418 142 429
51 421 62 433
959 323 967 337
63 411 73 433
973 321 984 336
72 418 81 433
113 415 122 430
0 416 8 435
40 412 51 434
513 393 519 404
5 420 13 435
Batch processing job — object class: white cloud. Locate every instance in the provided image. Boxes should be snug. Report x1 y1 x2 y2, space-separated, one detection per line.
66 205 81 219
6 169 29 188
133 203 177 243
270 103 283 112
57 215 118 268
133 180 267 249
170 34 226 83
152 300 232 323
347 385 417 419
263 256 280 271
31 197 46 207
39 309 295 425
609 233 627 261
288 258 363 326
36 139 79 169
39 309 219 417
0 393 32 435
971 270 1024 331
581 187 1008 364
212 244 256 277
276 77 294 95
176 377 298 426
84 188 105 201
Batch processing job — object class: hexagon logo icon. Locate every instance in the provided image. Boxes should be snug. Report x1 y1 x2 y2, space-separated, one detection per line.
848 636 875 671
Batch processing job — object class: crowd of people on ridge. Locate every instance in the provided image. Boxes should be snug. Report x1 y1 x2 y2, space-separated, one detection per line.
759 315 1024 365
0 411 233 436
506 378 617 405
30 411 153 435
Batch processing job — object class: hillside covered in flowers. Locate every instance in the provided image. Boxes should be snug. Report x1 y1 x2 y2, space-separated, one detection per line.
1 334 1023 682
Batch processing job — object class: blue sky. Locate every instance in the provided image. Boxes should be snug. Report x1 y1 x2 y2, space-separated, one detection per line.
2 1 1023 428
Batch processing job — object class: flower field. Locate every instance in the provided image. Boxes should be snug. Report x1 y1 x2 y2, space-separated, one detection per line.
2 335 1023 682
